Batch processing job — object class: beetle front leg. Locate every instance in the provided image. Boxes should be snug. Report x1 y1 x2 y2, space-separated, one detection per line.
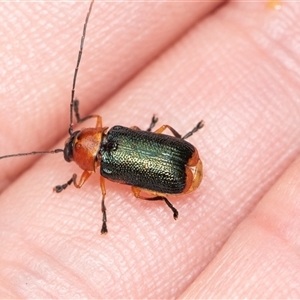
73 99 102 128
53 170 92 193
132 187 178 220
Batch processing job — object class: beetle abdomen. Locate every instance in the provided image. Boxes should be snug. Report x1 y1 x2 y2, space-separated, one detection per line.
100 126 195 194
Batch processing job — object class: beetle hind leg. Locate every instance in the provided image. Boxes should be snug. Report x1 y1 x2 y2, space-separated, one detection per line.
132 187 178 219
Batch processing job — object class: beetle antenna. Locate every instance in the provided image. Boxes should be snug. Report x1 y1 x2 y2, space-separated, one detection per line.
0 149 64 160
69 0 95 135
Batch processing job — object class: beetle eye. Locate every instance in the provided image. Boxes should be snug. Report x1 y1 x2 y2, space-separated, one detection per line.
63 131 80 162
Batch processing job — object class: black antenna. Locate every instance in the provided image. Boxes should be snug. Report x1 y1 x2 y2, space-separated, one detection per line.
69 0 95 135
0 149 64 160
0 1 94 161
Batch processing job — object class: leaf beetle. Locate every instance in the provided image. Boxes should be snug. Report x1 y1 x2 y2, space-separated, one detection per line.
0 0 204 234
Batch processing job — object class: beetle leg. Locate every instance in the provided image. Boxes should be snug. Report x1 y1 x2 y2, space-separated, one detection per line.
154 120 204 140
73 99 102 128
153 125 182 138
53 177 74 193
182 120 204 140
99 175 108 234
146 115 158 132
132 187 178 219
72 170 93 188
131 115 159 132
53 170 92 193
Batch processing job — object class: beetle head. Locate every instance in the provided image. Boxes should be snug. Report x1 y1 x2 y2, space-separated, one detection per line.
64 131 80 162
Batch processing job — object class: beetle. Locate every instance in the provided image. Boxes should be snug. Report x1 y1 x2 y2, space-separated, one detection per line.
0 0 204 234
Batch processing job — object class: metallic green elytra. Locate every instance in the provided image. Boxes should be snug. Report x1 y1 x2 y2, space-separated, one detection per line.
0 0 204 234
100 125 197 194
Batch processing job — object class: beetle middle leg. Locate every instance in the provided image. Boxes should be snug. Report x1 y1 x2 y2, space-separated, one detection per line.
54 171 108 234
153 120 204 140
131 115 159 132
99 175 108 234
132 187 178 219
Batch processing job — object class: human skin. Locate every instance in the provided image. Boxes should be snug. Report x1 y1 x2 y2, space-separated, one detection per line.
0 1 300 298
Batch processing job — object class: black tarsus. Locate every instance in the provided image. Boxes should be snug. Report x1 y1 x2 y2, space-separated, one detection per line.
141 195 179 220
101 198 108 234
54 176 74 193
182 120 204 140
146 115 159 132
